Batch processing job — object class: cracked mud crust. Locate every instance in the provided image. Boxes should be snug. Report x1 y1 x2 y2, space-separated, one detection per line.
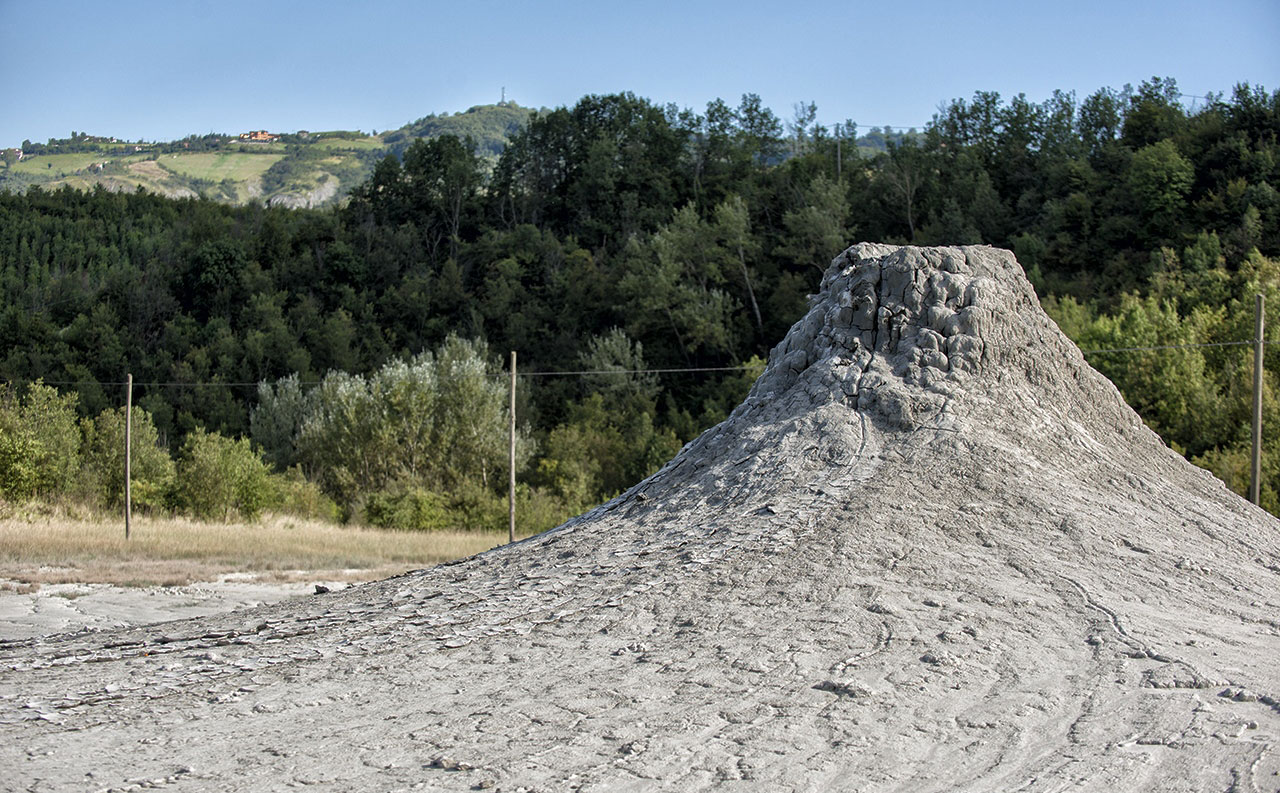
4 244 1280 792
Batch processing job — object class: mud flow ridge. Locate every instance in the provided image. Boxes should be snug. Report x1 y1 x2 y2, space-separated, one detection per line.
3 244 1280 793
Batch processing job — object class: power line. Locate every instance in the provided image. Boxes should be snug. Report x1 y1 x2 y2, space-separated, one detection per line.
520 365 753 377
1080 340 1260 354
3 364 759 391
7 339 1276 390
20 380 275 388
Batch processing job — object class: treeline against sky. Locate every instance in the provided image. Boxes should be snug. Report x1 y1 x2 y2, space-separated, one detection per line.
2 78 1279 523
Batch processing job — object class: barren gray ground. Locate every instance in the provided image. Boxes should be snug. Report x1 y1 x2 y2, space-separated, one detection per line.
0 578 348 642
4 244 1280 792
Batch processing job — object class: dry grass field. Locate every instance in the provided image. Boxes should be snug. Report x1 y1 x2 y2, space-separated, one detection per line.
0 511 529 587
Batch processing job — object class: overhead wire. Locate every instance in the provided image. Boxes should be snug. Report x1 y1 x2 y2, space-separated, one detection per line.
3 364 759 391
1079 340 1264 354
5 339 1276 390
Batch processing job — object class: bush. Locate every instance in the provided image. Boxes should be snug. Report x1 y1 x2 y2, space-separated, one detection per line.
1193 444 1280 515
516 484 578 535
272 466 341 522
444 478 509 531
364 481 577 536
172 429 274 521
364 485 453 531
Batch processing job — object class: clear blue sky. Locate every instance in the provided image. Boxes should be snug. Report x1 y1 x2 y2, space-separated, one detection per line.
1 0 1276 147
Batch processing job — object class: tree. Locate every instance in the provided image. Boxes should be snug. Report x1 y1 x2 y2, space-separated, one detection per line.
1079 87 1123 160
433 334 529 490
534 393 680 510
250 373 310 470
375 353 439 484
172 429 274 521
714 195 764 333
295 370 389 502
401 135 483 262
778 174 852 271
1128 139 1193 243
578 327 660 407
1072 294 1228 455
1121 77 1185 149
619 207 739 363
281 334 529 507
789 101 818 156
880 140 931 241
737 93 783 164
0 381 80 502
81 405 174 509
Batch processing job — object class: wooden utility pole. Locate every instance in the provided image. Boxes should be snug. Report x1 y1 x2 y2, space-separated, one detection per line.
1251 294 1265 505
124 373 133 540
508 351 517 544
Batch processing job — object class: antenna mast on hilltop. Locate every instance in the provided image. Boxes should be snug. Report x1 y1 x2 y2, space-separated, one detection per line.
501 86 506 104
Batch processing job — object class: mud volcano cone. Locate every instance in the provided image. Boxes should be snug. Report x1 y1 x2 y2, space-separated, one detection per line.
5 245 1280 792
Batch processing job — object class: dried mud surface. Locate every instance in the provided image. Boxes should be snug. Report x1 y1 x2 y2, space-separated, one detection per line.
4 244 1280 792
0 579 349 642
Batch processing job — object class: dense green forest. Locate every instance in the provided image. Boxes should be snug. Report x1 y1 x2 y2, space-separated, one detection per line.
2 79 1279 526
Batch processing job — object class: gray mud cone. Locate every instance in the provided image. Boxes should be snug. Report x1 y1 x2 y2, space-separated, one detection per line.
4 245 1280 793
604 242 1170 516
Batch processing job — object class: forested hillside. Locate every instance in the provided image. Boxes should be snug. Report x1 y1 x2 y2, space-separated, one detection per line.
382 102 534 159
2 79 1278 525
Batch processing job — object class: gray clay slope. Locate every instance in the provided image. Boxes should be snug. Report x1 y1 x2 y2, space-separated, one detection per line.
4 244 1280 792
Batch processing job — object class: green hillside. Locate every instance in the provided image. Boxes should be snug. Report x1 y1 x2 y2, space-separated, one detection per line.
0 105 537 207
0 137 381 207
382 102 534 159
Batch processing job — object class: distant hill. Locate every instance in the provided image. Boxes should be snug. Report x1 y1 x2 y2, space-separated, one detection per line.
0 104 534 208
382 102 534 159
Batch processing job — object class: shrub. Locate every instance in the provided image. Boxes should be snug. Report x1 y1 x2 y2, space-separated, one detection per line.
516 484 577 535
272 466 341 523
364 485 452 531
1193 445 1280 515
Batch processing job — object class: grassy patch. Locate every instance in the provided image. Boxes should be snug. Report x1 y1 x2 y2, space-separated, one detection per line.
9 153 107 175
0 512 533 587
159 151 284 182
310 136 385 151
